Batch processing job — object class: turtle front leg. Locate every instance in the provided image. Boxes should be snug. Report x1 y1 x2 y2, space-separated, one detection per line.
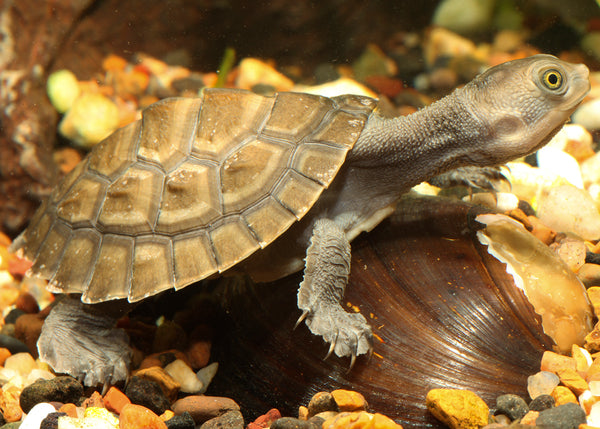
297 218 373 366
37 296 131 386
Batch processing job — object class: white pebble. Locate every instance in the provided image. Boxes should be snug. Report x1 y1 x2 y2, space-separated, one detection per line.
197 362 219 394
24 368 55 386
5 352 37 376
590 380 600 396
464 192 519 212
537 146 583 189
20 402 56 429
164 359 203 393
294 78 376 98
527 371 560 399
537 185 600 241
589 401 600 426
572 98 600 131
432 0 495 35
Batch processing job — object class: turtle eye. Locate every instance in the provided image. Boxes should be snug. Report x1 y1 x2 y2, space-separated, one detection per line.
542 69 563 90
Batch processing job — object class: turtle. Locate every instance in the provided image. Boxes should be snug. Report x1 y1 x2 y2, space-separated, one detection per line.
10 54 590 385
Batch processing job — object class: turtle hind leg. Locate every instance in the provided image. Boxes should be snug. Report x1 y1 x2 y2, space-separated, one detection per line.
297 218 373 364
37 296 132 386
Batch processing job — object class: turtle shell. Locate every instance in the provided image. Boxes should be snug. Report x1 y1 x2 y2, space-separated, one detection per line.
13 88 376 303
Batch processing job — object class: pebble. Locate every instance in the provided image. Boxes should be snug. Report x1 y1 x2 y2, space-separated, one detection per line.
14 313 44 356
268 416 320 429
330 389 368 412
119 404 167 429
545 124 594 163
550 236 587 273
528 394 555 411
536 146 584 189
235 58 294 92
527 371 560 400
307 392 338 417
537 185 600 241
199 410 244 429
247 408 281 428
164 411 195 429
153 321 187 353
352 44 397 82
103 386 130 414
571 344 593 372
581 152 600 189
57 416 117 429
124 376 171 415
322 411 402 429
585 323 600 353
171 395 239 425
4 352 37 376
572 98 600 131
536 402 586 429
40 411 66 429
579 265 600 288
20 376 83 414
432 0 495 35
495 394 528 420
58 93 120 148
556 368 589 396
541 351 577 373
0 333 32 354
46 70 81 113
195 362 218 394
83 407 118 426
20 403 56 429
295 78 376 98
133 366 180 402
423 27 477 67
186 339 211 369
551 386 578 406
588 287 600 317
425 389 488 429
164 359 203 394
588 400 600 426
519 410 539 425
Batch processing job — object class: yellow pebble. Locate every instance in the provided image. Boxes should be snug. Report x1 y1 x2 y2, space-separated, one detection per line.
323 411 403 429
426 389 489 429
83 406 119 426
551 386 578 405
331 389 368 412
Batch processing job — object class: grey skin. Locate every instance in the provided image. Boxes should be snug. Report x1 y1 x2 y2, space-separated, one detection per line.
35 55 590 385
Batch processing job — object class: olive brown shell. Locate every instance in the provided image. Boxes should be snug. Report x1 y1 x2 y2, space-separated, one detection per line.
11 89 377 303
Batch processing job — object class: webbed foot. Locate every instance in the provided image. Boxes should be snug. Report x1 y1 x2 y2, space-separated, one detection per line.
297 219 373 365
37 296 131 386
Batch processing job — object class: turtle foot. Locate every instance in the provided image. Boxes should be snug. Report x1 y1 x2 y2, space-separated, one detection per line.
37 296 131 386
429 166 509 192
297 302 373 364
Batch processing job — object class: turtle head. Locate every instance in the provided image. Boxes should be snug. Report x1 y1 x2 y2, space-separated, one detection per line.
458 54 590 166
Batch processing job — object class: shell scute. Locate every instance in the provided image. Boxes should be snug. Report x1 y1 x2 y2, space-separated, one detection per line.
130 235 174 301
173 230 218 289
243 197 297 247
56 174 108 227
310 110 366 148
221 138 292 213
192 89 275 162
88 121 141 180
210 218 261 272
83 234 134 303
262 92 334 141
49 228 101 293
30 220 71 281
97 163 164 234
291 143 348 186
137 98 202 172
156 160 221 234
272 169 325 219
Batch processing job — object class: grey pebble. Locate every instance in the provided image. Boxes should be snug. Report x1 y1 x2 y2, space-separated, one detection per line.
199 410 244 429
536 402 586 429
40 412 67 429
0 334 29 354
270 417 323 429
495 394 528 420
166 411 195 429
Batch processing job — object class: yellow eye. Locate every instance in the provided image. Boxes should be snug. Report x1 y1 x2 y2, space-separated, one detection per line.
542 69 563 90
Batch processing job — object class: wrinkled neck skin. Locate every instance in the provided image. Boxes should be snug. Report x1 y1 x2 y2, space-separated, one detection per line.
322 89 492 236
349 87 487 187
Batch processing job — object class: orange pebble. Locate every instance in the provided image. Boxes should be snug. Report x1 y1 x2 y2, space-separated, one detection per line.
104 386 131 414
0 348 11 366
103 54 128 72
119 404 167 429
59 403 78 418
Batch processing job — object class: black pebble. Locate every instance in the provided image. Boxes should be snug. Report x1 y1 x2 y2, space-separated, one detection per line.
125 376 171 415
3 309 25 325
0 334 30 354
529 394 555 412
19 376 83 414
495 394 529 420
586 251 600 265
166 411 195 429
40 412 67 429
536 402 586 429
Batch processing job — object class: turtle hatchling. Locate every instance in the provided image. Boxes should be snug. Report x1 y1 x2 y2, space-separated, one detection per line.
10 55 590 385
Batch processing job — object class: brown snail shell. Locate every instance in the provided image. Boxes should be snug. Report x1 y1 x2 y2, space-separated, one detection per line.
206 195 591 428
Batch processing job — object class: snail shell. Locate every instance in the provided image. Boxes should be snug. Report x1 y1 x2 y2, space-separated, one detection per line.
207 195 592 428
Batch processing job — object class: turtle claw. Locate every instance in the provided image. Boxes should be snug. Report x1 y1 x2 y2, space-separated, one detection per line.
324 330 339 361
294 309 309 330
